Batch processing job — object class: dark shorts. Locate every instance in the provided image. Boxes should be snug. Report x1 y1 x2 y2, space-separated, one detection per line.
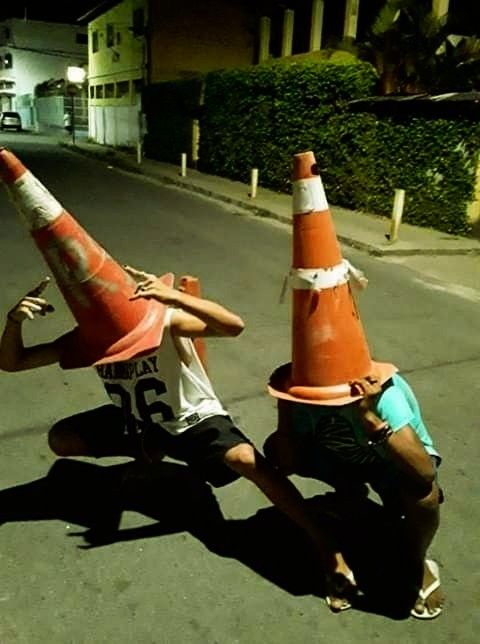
296 444 442 511
50 405 251 488
276 415 443 512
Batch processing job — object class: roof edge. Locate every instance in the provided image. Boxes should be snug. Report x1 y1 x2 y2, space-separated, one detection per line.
77 0 122 24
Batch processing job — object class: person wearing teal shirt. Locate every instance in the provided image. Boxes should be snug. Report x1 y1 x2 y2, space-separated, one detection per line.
264 373 443 619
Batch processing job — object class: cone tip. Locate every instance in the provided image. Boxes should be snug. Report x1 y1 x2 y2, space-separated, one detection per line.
292 150 319 181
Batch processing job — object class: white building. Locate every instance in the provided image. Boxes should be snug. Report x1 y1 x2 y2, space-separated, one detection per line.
80 0 147 148
0 18 87 128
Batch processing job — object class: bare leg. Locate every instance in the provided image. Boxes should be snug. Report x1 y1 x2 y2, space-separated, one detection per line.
401 482 444 617
224 443 355 611
48 426 92 456
48 405 138 458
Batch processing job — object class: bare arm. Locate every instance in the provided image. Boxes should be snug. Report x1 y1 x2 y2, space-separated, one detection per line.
351 377 435 490
0 278 62 372
125 266 245 338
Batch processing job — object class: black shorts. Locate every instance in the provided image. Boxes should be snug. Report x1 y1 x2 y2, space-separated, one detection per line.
293 437 442 512
51 405 251 488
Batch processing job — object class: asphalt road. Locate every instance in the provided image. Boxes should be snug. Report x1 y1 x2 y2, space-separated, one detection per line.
0 135 478 643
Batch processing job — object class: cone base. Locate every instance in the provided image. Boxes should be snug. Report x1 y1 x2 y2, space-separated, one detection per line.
59 274 175 369
268 361 398 406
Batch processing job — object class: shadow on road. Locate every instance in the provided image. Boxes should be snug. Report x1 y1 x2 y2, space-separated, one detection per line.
0 458 416 619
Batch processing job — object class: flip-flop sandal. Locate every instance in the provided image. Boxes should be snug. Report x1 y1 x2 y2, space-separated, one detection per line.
325 570 357 612
410 559 443 620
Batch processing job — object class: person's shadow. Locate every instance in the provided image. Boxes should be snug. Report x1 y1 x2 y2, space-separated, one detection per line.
0 458 416 619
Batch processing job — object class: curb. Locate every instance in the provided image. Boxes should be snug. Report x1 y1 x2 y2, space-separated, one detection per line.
61 142 480 258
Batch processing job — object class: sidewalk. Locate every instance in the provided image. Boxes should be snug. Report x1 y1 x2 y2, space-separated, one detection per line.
60 140 480 258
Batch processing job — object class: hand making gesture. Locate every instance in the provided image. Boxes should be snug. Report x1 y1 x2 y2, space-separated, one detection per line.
8 277 55 324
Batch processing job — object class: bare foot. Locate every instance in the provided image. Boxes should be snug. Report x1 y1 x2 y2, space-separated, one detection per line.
411 559 444 619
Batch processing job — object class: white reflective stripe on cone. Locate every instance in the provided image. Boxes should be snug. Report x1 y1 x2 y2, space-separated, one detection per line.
8 171 63 229
292 177 328 214
290 263 349 290
289 260 369 291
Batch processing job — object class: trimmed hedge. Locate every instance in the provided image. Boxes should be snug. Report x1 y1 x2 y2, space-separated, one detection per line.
143 60 479 235
199 61 377 192
199 60 478 235
322 114 480 234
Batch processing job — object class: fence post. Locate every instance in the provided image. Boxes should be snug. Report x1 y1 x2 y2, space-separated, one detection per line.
249 168 259 199
180 153 187 177
389 188 405 243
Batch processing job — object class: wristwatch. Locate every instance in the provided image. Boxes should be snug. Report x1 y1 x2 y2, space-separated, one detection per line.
366 421 393 447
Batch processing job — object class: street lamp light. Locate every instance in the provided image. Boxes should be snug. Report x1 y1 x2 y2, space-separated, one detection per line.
66 66 87 145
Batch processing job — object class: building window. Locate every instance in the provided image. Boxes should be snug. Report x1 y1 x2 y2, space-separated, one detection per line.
92 30 99 52
4 53 12 69
105 83 114 98
116 81 129 98
106 23 114 47
0 56 3 70
133 79 143 96
116 32 121 45
89 85 94 99
76 33 88 45
132 7 144 36
96 85 104 99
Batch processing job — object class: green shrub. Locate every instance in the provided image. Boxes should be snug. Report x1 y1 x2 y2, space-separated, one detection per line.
199 61 377 192
199 61 478 234
143 60 479 235
323 114 479 234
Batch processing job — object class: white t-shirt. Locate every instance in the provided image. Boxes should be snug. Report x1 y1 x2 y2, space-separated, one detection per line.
95 308 227 434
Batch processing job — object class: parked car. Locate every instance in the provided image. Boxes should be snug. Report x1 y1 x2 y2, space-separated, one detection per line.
0 111 22 131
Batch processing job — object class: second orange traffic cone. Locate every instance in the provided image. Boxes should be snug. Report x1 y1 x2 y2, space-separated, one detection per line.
179 275 208 371
268 150 396 406
0 147 173 369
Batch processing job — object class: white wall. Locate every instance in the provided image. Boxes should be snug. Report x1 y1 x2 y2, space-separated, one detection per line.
0 18 87 111
35 96 66 127
90 104 140 147
15 93 34 128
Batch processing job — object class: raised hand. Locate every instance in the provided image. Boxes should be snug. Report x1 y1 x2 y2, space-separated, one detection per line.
349 375 382 412
123 265 178 305
130 276 178 304
8 277 55 323
123 265 156 284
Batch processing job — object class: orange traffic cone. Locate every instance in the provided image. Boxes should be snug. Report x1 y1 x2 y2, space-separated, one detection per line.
268 150 397 406
179 275 208 371
0 147 173 369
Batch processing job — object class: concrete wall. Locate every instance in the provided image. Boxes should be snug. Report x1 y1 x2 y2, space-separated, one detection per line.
15 93 34 128
35 95 88 135
87 0 146 146
89 104 140 147
88 0 146 95
35 95 66 128
149 0 255 82
0 18 87 109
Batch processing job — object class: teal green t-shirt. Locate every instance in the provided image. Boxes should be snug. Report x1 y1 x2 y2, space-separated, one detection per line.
288 373 439 463
375 373 439 459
